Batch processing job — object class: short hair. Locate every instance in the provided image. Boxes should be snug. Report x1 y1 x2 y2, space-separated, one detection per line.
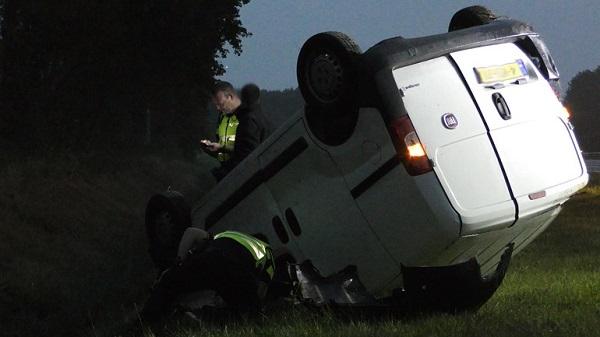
211 81 236 97
448 6 497 32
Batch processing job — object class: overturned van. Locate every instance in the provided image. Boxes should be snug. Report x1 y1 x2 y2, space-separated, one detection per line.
146 19 588 311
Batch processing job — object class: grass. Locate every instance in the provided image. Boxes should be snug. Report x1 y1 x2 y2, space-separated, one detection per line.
0 152 216 337
1 153 598 337
130 174 600 337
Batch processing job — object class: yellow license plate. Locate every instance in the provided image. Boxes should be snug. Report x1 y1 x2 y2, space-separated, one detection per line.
475 60 527 84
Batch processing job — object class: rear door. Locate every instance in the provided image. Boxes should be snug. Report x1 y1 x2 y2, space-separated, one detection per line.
393 56 517 235
450 43 584 218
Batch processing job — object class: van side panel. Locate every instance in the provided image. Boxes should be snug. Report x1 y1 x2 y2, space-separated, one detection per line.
191 149 305 259
325 108 460 270
258 120 401 295
190 116 309 262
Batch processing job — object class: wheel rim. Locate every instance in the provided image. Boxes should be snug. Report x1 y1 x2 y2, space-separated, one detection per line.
308 51 344 103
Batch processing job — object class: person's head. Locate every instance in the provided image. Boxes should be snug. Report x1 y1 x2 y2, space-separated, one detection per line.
241 83 261 107
211 81 241 114
448 5 497 32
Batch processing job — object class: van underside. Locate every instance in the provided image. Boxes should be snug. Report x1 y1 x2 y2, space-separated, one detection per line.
292 244 513 312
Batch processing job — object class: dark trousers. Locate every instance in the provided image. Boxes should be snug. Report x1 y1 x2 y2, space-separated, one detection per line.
141 238 261 321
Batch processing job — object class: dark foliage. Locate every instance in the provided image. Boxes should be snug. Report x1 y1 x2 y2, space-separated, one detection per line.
0 0 250 154
260 88 304 128
565 66 600 151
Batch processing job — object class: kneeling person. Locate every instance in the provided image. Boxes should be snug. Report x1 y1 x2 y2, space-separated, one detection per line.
141 228 274 321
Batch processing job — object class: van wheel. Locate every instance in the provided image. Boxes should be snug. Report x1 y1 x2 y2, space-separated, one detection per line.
297 31 362 114
448 5 497 32
145 190 191 272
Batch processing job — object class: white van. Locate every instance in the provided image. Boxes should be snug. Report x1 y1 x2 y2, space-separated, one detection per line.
146 20 588 311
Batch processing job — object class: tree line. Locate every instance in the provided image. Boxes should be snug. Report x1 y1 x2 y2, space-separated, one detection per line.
0 0 250 155
565 66 600 152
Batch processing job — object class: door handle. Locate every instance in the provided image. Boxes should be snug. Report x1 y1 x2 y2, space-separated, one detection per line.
492 93 512 120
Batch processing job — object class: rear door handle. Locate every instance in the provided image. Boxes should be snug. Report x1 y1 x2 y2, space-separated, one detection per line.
492 92 512 120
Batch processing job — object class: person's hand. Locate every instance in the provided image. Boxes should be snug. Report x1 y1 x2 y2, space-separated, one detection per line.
200 139 222 152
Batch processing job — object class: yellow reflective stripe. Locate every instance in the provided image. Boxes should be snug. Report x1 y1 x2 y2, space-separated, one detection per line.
214 231 274 279
263 248 275 279
214 231 270 265
214 231 266 260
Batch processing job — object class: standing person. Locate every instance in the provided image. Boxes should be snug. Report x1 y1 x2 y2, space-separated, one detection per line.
203 81 273 181
140 228 275 322
201 81 239 166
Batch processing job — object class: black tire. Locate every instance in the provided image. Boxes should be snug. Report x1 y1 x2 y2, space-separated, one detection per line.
448 6 497 32
297 31 362 112
145 190 191 271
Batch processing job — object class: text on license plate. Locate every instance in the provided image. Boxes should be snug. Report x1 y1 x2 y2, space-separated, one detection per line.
475 59 528 84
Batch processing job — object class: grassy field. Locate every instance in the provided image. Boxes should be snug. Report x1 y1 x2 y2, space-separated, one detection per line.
1 153 597 337
127 175 600 337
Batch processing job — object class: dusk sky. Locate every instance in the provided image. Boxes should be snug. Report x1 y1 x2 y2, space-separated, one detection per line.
219 0 600 92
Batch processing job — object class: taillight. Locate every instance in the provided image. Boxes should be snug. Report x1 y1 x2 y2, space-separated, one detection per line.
560 106 571 120
389 115 433 176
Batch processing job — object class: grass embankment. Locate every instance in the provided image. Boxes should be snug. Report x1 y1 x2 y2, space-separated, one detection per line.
0 152 216 337
1 153 598 337
135 175 600 337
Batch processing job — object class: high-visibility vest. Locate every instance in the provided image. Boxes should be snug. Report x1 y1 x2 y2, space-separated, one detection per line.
216 113 238 162
214 231 274 280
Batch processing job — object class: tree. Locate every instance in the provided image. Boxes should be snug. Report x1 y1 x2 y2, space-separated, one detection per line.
0 0 251 153
260 88 304 127
564 66 600 152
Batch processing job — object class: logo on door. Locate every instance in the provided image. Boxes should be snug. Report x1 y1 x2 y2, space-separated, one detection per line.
442 113 459 129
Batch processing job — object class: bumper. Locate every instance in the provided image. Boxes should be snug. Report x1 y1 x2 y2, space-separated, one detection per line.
292 243 513 312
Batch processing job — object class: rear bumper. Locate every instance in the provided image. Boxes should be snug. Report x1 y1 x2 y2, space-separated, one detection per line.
291 244 514 313
428 200 563 277
391 243 513 312
515 173 588 221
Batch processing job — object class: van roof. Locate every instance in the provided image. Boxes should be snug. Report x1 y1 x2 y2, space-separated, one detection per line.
359 20 542 121
362 19 538 73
